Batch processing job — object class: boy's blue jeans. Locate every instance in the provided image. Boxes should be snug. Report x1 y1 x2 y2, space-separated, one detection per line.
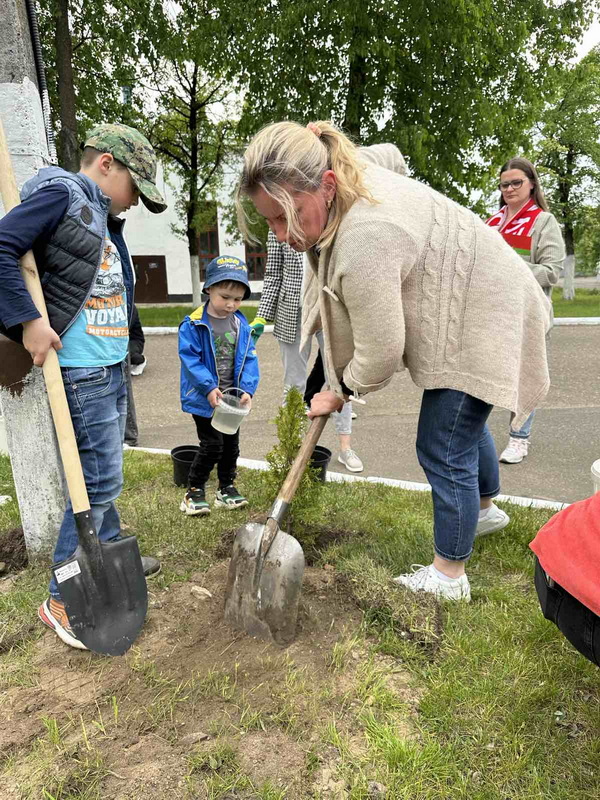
416 389 500 563
49 362 127 599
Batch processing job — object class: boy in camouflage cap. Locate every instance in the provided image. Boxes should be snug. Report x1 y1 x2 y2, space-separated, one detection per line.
83 123 166 213
0 122 165 650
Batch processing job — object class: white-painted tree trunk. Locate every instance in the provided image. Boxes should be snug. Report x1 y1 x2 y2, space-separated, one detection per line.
562 254 576 301
0 5 67 560
190 254 203 307
0 374 66 558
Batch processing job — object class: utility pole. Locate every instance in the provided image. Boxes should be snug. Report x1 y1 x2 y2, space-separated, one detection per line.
0 0 66 559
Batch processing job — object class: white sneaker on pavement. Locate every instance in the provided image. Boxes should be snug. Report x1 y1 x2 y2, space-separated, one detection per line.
393 563 471 602
476 503 510 537
338 449 364 472
130 357 147 376
499 436 529 464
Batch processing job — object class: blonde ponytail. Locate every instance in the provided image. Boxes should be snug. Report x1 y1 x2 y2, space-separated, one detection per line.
236 120 376 249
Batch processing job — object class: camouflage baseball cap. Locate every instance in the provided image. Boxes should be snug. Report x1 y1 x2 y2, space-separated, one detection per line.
84 123 167 214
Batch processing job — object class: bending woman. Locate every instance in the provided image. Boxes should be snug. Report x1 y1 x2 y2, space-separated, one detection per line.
236 122 551 602
486 157 565 464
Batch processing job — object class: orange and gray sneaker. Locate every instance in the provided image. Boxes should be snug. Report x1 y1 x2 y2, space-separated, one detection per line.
38 597 88 650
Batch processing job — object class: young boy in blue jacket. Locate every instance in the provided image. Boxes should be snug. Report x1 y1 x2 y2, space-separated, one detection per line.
179 256 259 514
0 123 165 649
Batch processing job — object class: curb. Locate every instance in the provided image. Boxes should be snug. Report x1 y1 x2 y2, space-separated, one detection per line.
553 317 600 325
143 325 275 335
124 445 570 512
143 320 600 335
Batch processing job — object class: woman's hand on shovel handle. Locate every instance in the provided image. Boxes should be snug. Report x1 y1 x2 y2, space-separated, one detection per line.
307 390 344 418
22 317 62 366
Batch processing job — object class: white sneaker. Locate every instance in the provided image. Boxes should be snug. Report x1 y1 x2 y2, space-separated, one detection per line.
499 436 529 464
476 503 510 537
393 564 471 602
130 357 147 376
338 449 364 472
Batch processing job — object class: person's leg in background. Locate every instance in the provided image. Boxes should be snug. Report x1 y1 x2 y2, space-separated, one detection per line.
334 401 363 472
124 354 139 446
500 410 535 464
278 307 312 398
314 330 363 472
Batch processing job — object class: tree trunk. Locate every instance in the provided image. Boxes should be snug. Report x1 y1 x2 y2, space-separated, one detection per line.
342 27 367 139
53 0 79 172
560 147 576 301
187 67 202 307
562 230 576 301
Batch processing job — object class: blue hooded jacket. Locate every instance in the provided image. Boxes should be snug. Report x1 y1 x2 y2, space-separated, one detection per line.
179 304 259 418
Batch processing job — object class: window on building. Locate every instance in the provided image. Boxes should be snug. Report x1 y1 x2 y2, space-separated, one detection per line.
245 243 267 280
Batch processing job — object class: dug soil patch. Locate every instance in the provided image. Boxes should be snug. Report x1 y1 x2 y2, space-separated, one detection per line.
1 562 421 798
0 527 27 573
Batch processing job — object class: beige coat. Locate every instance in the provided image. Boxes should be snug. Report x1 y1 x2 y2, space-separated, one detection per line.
302 145 551 429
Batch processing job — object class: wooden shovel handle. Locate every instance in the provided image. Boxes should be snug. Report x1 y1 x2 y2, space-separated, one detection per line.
278 414 329 504
0 120 90 513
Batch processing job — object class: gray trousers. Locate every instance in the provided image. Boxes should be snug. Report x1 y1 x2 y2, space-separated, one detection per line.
277 310 352 436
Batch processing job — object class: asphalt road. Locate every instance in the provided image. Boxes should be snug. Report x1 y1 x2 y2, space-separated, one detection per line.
131 326 600 504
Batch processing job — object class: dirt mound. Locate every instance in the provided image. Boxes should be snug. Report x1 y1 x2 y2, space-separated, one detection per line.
0 527 27 573
3 562 417 798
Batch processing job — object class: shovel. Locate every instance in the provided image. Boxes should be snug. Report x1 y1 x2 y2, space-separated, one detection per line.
0 120 147 656
224 414 328 646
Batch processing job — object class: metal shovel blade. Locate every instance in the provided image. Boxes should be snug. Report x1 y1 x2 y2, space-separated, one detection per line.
224 521 305 647
52 531 148 656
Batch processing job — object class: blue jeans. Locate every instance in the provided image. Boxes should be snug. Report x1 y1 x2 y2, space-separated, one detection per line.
510 409 535 440
49 363 127 599
416 389 500 562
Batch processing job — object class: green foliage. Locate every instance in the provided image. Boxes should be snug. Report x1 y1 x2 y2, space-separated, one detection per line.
574 207 600 274
219 0 595 204
535 47 600 256
264 388 321 540
36 0 159 140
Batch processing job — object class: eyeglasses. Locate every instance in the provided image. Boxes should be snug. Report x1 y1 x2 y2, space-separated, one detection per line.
499 179 525 191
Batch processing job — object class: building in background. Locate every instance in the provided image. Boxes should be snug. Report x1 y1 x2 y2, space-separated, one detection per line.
124 163 266 302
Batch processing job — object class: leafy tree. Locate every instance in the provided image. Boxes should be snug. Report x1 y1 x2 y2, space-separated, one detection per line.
220 0 595 204
573 206 600 275
36 0 240 304
36 0 154 168
143 2 240 305
535 47 600 297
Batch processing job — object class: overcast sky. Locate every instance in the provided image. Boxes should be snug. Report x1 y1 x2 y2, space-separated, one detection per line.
577 18 600 57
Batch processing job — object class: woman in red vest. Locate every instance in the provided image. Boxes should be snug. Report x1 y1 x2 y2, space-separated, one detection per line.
486 158 565 464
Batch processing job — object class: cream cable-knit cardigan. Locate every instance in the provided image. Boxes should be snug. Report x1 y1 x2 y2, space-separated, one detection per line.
302 145 551 430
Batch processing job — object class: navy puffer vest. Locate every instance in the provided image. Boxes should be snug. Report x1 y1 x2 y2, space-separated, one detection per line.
21 168 111 337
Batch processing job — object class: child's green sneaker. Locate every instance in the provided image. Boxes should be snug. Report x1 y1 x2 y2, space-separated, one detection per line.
214 485 248 509
180 487 210 516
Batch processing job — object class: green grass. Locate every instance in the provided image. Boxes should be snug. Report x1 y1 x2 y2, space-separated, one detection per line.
2 451 600 798
552 288 599 317
137 304 258 327
135 289 600 326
